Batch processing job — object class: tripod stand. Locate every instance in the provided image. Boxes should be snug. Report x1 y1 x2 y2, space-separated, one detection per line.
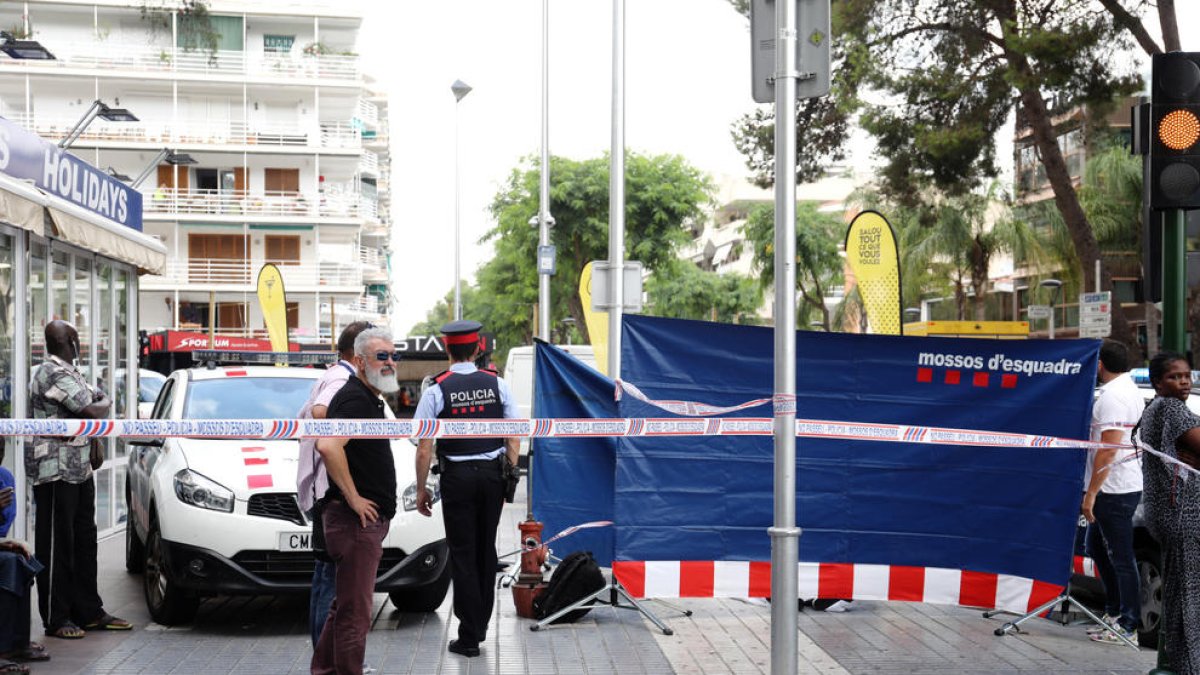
528 574 692 634
982 579 1138 650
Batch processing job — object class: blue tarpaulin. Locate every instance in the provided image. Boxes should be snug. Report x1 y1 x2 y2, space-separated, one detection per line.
532 315 1097 600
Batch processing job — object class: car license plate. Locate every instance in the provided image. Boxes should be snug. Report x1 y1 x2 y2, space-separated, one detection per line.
278 532 313 552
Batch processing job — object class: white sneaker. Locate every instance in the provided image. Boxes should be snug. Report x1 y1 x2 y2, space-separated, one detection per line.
1090 625 1138 647
1086 614 1116 635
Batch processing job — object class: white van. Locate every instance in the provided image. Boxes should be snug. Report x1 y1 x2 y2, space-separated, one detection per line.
504 344 598 464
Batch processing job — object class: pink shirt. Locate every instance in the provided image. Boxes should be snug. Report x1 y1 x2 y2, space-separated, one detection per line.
296 361 354 512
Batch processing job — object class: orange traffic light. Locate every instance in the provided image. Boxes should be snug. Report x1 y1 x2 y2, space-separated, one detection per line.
1159 109 1200 152
1151 52 1200 209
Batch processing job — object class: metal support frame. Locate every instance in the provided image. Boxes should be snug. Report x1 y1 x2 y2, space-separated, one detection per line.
984 587 1138 650
527 575 691 635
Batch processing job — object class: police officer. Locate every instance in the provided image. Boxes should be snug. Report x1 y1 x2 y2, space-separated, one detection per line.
414 320 518 658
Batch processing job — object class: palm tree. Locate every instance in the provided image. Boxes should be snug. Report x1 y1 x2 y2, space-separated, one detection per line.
852 183 1047 320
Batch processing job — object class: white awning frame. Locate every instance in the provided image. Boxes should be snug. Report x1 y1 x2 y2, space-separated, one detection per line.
0 173 166 274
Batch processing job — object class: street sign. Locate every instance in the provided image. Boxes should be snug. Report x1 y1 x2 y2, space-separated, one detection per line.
1080 325 1111 339
1079 291 1111 314
1078 291 1111 338
590 260 644 313
537 245 556 275
1028 305 1051 320
750 0 831 103
1080 315 1112 328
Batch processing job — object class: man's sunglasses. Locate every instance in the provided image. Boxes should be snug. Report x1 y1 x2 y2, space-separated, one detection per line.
373 350 401 362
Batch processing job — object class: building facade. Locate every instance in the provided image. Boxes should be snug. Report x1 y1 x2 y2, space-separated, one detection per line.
0 0 391 347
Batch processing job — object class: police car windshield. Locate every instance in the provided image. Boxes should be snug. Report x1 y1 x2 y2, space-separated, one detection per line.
183 378 313 419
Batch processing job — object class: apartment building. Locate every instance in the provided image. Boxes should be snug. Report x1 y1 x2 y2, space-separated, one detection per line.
0 0 391 345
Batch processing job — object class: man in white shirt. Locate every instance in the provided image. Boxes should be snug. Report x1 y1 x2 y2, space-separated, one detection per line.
1083 340 1144 646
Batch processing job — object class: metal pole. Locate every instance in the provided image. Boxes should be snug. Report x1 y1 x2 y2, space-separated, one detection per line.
1163 209 1187 353
454 97 463 321
1049 302 1055 340
538 0 551 342
607 0 625 380
769 0 799 672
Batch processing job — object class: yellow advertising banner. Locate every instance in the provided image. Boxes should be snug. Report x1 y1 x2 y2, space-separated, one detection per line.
578 261 609 376
844 211 902 335
256 263 289 352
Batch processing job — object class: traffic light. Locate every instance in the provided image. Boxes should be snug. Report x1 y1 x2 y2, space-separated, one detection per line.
1150 52 1200 209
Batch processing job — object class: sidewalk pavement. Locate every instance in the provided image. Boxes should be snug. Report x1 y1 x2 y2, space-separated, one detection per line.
29 482 1158 674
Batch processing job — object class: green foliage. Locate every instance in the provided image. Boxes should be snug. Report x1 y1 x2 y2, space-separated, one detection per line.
742 201 844 329
644 260 762 324
419 152 714 361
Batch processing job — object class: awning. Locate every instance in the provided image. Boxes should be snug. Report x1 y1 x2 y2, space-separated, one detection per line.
0 173 166 274
0 182 44 236
47 207 166 275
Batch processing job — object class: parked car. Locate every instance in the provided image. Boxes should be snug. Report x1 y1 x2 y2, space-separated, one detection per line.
125 362 449 624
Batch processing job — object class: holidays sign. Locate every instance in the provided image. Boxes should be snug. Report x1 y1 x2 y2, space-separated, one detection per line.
0 116 143 231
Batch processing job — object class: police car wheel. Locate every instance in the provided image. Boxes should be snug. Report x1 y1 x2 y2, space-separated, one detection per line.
388 566 451 613
143 515 200 625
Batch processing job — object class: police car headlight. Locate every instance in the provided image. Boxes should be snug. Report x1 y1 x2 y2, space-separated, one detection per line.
402 479 440 511
174 469 235 513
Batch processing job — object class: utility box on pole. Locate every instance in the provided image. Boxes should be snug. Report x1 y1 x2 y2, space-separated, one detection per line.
750 0 831 103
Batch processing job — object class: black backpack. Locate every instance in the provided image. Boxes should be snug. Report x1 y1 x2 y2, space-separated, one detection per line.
532 551 606 623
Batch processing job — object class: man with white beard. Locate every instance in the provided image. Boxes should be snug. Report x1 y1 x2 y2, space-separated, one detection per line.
311 327 398 675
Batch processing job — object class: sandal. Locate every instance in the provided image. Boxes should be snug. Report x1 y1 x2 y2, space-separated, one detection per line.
45 622 84 640
82 614 132 631
0 642 49 662
0 659 29 674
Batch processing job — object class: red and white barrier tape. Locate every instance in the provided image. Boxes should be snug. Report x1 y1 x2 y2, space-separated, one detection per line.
498 520 614 560
0 416 1131 453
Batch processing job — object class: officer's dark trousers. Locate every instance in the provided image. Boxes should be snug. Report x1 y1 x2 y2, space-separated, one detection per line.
33 478 103 631
439 457 504 648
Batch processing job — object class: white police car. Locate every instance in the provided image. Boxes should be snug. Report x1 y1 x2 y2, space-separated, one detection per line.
124 352 448 624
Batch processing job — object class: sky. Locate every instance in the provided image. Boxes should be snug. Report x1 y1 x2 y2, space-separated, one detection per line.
362 1 1200 335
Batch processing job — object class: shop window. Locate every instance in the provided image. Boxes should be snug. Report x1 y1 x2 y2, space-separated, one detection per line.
264 235 301 265
287 302 299 331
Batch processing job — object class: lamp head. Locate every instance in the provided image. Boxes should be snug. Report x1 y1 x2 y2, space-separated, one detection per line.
451 79 472 102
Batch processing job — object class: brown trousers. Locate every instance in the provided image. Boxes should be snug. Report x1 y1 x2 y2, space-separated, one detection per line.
310 500 389 675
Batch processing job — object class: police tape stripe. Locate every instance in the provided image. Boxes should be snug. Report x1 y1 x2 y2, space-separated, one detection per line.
1 416 1133 453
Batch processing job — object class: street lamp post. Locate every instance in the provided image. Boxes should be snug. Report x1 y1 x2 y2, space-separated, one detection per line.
1040 279 1063 340
451 79 472 321
537 0 553 342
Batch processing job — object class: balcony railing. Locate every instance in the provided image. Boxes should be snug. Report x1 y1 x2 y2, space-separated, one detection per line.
355 99 379 125
7 114 361 150
143 258 362 288
144 188 363 219
0 44 359 80
358 151 378 174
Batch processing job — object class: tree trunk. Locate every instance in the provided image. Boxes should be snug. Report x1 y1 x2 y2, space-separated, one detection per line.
1158 0 1180 52
1010 78 1135 347
994 2 1135 349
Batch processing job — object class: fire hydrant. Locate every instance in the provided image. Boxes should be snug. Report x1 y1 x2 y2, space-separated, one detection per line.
511 519 549 618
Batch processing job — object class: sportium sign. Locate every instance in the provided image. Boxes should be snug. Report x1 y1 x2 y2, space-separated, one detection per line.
0 116 144 230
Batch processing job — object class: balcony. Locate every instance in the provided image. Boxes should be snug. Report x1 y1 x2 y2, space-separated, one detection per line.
8 114 361 151
358 151 378 175
142 257 362 289
144 188 363 220
355 99 379 126
0 43 359 81
360 246 388 282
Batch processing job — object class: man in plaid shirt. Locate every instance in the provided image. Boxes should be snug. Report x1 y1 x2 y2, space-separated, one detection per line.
28 320 131 639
